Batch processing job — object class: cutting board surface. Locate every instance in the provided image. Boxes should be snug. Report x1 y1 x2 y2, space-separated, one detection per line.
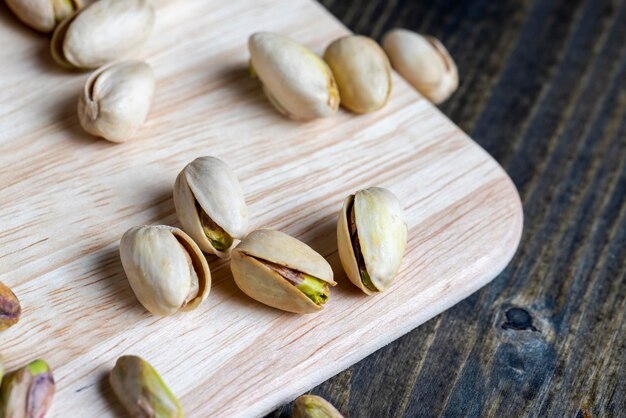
0 0 523 416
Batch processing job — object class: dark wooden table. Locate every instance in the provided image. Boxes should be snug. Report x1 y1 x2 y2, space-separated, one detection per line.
269 0 626 416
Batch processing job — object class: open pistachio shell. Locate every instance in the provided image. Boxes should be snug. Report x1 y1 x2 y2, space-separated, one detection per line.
293 395 344 418
173 156 248 258
0 359 55 418
5 0 84 33
382 29 458 104
110 355 182 418
78 60 155 143
248 32 340 120
231 229 335 314
324 35 392 114
119 225 211 316
51 0 155 69
337 187 407 294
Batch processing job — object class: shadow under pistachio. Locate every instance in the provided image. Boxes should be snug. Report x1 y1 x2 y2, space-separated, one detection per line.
211 62 301 125
92 246 148 318
97 369 127 418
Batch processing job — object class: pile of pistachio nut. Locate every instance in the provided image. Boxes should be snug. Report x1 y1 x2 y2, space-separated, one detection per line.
1 0 460 416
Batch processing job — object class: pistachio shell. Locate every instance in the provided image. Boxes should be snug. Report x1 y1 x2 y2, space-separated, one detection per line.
293 395 344 418
0 281 21 331
0 359 55 418
382 29 458 104
324 35 392 114
173 156 248 258
110 355 182 418
231 229 335 313
51 0 155 69
337 187 407 294
119 225 211 316
5 0 84 33
78 60 155 143
248 32 340 120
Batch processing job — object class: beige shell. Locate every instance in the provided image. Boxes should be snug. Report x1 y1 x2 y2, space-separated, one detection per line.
231 229 336 314
173 156 248 258
5 0 85 33
51 0 155 69
337 187 407 294
78 60 155 143
382 29 458 104
323 35 392 114
249 32 340 120
119 225 211 316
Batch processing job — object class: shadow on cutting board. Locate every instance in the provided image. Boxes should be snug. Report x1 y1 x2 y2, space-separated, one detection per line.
97 369 128 418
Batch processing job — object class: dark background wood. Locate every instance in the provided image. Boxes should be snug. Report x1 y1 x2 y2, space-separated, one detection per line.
269 0 626 416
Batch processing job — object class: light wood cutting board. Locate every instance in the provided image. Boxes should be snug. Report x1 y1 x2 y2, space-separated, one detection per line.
0 0 523 416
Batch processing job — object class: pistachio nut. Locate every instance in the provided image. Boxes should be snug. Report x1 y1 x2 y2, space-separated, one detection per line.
382 29 458 104
293 395 344 418
119 225 211 316
51 0 155 69
323 35 392 114
0 282 21 331
5 0 84 33
231 229 336 314
110 355 182 418
78 60 155 143
173 157 248 258
337 187 407 294
0 359 55 418
248 32 340 120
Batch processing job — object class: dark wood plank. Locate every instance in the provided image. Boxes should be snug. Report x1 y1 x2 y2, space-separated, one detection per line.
268 0 626 416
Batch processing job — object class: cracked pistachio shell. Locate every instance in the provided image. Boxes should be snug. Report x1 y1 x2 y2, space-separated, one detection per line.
51 0 155 69
119 225 211 316
5 0 85 33
173 156 248 258
78 60 155 143
0 281 21 331
324 35 392 114
293 395 344 418
337 187 407 295
0 359 55 418
231 229 336 314
249 32 340 120
110 355 182 418
382 29 458 104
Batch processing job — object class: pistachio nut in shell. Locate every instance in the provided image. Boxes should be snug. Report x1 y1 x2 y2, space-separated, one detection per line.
248 32 340 120
51 0 155 69
119 225 211 316
0 281 21 331
5 0 85 33
173 156 248 258
323 35 392 114
293 395 344 418
231 229 336 314
382 29 458 104
110 355 182 418
78 60 155 143
337 187 407 295
0 359 55 418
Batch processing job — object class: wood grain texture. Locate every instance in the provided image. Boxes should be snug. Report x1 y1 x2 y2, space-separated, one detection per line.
0 0 522 417
266 0 626 417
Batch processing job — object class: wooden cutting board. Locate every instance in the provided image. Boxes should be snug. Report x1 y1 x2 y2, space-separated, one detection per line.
0 0 523 416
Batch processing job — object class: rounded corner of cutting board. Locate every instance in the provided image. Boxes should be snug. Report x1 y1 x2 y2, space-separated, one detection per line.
484 159 525 283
